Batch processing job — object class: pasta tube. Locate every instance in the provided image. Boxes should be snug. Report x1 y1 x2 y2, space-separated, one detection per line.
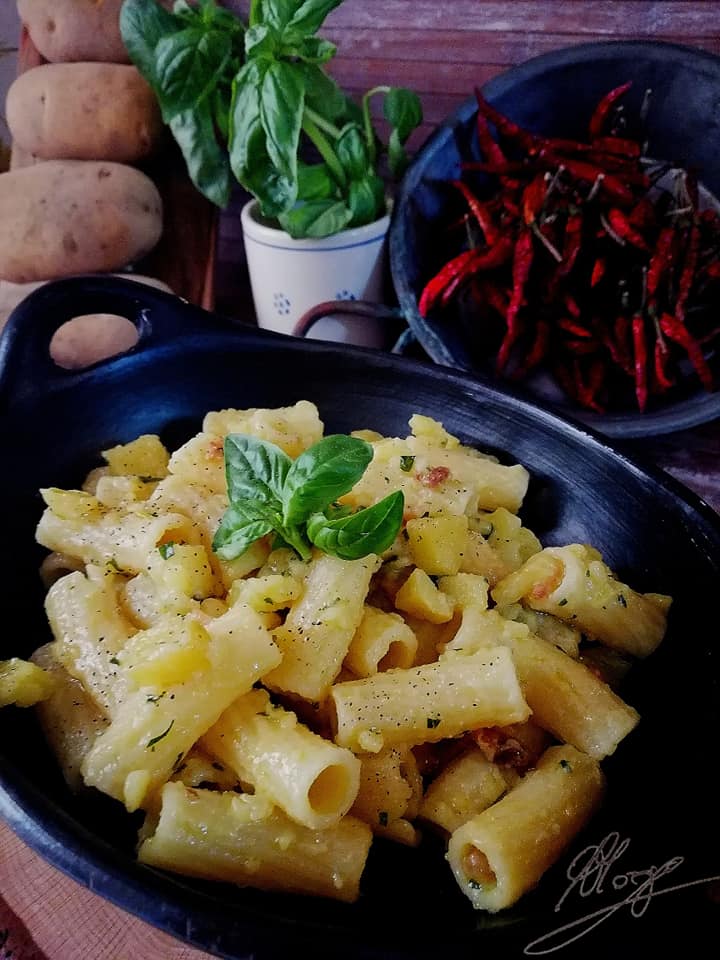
344 606 418 677
447 744 604 911
36 496 193 574
492 544 670 658
31 643 107 791
45 569 135 715
331 646 530 753
81 605 281 811
350 745 423 845
266 552 379 701
139 782 372 903
201 688 361 830
420 747 509 834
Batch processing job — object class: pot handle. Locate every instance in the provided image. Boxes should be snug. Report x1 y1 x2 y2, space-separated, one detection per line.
0 275 238 405
292 299 407 350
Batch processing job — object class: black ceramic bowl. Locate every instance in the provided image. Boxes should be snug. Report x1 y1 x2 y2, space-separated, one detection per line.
1 277 719 959
390 40 720 438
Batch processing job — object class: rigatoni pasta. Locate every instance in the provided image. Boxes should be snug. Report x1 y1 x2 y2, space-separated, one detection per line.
4 400 670 914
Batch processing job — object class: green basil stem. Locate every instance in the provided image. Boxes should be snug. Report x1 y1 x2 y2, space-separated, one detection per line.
248 0 261 27
361 85 390 162
302 110 347 188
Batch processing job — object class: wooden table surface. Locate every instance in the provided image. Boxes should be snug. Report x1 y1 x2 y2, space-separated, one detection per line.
1 3 719 959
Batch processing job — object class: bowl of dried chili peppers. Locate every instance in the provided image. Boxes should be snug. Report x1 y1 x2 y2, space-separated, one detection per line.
390 40 720 437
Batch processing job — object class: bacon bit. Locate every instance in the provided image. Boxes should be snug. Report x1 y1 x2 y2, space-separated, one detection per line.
206 438 224 460
529 557 564 599
471 727 536 773
416 466 451 487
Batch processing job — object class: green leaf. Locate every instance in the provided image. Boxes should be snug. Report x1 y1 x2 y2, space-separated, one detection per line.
297 162 337 201
212 506 275 560
260 60 305 185
291 37 336 64
307 491 404 560
347 173 385 226
154 28 232 119
258 0 297 33
383 87 423 142
229 61 297 216
223 434 292 506
283 435 373 526
298 63 346 119
120 0 182 86
169 106 232 207
336 124 370 181
278 199 352 238
245 23 279 59
285 0 343 37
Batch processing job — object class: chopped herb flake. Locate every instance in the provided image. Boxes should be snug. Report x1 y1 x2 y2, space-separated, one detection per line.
560 759 572 772
468 878 483 890
400 456 415 473
558 598 568 607
147 720 174 750
617 594 627 607
378 811 389 826
426 716 441 729
109 656 120 666
158 542 176 560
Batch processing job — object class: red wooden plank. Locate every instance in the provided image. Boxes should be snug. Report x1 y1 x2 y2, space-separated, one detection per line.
323 1 720 38
325 28 720 65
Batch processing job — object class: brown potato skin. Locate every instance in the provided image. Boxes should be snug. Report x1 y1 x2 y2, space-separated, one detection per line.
17 0 131 63
0 161 163 283
7 63 164 164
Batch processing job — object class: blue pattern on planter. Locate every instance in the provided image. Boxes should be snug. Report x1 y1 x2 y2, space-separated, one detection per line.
335 290 357 300
273 293 291 316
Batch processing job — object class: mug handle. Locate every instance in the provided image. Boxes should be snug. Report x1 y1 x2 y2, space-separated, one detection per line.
291 300 407 349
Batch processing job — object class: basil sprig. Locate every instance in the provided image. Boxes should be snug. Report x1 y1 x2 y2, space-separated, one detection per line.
120 0 423 237
212 434 404 562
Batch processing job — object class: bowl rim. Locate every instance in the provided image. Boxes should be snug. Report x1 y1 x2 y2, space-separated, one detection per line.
389 38 720 438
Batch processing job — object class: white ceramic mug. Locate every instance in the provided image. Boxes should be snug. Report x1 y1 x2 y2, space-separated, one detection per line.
240 199 390 347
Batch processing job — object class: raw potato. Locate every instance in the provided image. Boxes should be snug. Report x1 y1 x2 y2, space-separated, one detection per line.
7 64 163 164
0 273 173 338
17 0 131 64
0 161 163 283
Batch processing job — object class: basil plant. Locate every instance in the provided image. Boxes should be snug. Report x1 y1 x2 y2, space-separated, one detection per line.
120 0 423 238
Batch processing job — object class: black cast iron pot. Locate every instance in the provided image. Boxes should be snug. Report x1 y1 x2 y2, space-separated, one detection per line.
0 276 718 959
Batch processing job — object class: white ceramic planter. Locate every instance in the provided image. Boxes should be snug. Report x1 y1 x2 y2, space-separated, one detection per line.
240 199 390 347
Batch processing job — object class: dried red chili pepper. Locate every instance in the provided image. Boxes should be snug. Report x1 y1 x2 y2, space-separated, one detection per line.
591 135 642 158
451 180 500 245
419 238 514 316
497 229 533 372
516 318 551 376
676 221 701 323
602 316 634 376
558 317 592 338
646 225 676 308
632 313 649 411
707 261 720 279
606 208 651 251
590 258 606 287
659 312 714 392
588 81 633 138
474 91 506 168
538 151 639 205
522 173 547 225
653 336 675 391
474 88 539 152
